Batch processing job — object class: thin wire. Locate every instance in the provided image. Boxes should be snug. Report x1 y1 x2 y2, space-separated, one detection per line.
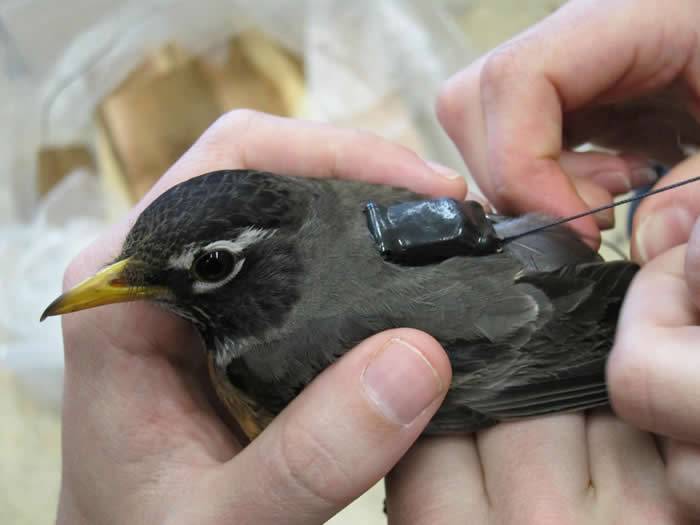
502 174 700 243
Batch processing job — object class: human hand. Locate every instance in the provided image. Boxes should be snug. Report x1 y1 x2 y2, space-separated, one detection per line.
56 110 465 525
437 0 700 243
607 153 700 518
393 0 700 522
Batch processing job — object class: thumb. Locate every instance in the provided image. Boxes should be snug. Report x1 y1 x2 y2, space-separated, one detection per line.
632 154 700 263
209 329 451 524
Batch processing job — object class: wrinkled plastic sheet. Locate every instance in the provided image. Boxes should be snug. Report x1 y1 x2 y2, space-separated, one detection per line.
0 0 477 408
0 171 104 408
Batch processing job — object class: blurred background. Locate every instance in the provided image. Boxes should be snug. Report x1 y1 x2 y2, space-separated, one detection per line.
0 1 578 523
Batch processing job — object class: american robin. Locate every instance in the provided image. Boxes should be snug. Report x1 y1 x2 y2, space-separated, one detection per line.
42 169 637 441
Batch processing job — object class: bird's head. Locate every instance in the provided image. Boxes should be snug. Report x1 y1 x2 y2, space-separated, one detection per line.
42 170 308 351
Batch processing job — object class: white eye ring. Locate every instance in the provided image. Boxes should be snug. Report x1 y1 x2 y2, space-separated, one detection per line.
190 233 271 293
167 228 274 272
192 253 244 294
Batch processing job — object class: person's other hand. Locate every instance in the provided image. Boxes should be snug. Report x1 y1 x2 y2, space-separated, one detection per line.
56 110 466 525
437 0 700 243
383 0 700 522
607 153 700 518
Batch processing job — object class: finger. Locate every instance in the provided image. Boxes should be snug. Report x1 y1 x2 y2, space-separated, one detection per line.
632 153 700 263
153 109 467 204
563 88 700 166
436 58 490 196
687 218 700 310
476 414 589 522
562 152 659 232
666 440 700 518
571 177 615 230
560 152 658 194
72 110 467 285
586 409 682 522
439 0 698 241
586 408 665 499
608 245 700 444
206 329 451 525
385 435 489 525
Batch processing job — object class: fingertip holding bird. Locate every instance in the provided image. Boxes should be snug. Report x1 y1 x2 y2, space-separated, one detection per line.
220 330 452 520
424 160 463 181
615 154 659 187
362 339 442 425
422 160 468 201
634 207 695 263
360 330 451 426
571 177 615 231
630 165 661 187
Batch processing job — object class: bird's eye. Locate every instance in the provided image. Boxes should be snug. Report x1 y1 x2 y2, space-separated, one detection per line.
192 250 236 282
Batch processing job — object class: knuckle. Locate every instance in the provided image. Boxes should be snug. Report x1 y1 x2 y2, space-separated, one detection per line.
195 108 262 164
207 108 261 139
218 107 260 128
489 164 515 203
480 44 522 97
337 127 373 151
435 73 466 129
487 146 522 204
275 416 352 508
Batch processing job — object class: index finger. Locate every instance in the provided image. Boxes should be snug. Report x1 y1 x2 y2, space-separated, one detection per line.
608 245 700 443
151 110 467 206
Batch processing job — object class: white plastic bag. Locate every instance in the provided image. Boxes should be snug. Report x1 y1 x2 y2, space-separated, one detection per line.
0 170 106 408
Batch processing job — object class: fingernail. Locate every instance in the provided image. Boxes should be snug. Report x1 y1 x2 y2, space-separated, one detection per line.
361 338 443 425
631 166 659 186
426 160 462 180
594 209 615 230
591 171 631 193
468 192 494 212
637 207 695 263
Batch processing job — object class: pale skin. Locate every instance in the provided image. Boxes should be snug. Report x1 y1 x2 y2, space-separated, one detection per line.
418 0 700 522
59 2 700 524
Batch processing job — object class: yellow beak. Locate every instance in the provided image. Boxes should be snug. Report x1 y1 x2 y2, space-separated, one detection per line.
40 258 167 321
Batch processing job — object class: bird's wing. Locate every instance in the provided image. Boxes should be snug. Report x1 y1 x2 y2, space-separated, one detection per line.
430 260 638 431
494 213 603 270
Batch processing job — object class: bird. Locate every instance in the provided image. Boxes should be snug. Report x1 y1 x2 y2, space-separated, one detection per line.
42 169 639 441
